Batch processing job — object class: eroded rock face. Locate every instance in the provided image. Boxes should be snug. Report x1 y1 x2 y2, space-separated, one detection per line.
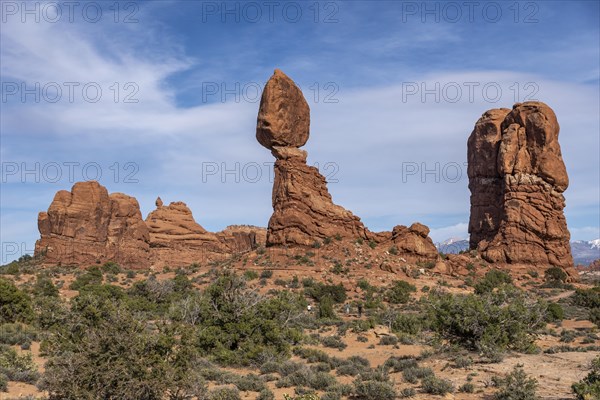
146 201 220 249
258 70 369 246
468 101 574 270
35 181 151 268
35 183 268 269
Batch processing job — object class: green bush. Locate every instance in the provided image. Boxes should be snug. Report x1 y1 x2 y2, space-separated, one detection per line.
0 277 33 323
545 267 568 284
195 274 305 365
318 295 336 320
474 270 512 294
572 355 600 400
493 364 538 400
426 285 546 359
208 386 241 400
378 335 398 346
100 261 121 274
422 375 454 395
547 302 564 321
386 281 416 304
0 373 7 392
33 275 59 298
321 335 346 351
0 344 39 384
0 323 37 346
402 366 433 383
257 389 275 400
590 308 600 327
244 270 259 281
459 382 475 393
260 270 273 279
70 267 103 290
354 380 396 400
307 283 347 304
572 288 600 309
384 356 417 373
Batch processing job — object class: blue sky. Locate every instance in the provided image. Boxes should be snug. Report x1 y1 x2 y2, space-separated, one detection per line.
1 0 599 262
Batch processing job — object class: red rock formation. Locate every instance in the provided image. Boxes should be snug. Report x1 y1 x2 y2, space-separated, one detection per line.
257 70 369 246
468 102 574 272
35 181 151 268
388 223 438 263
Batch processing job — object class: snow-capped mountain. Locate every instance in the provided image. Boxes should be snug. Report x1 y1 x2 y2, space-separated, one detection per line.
571 239 600 266
436 238 600 266
436 238 469 254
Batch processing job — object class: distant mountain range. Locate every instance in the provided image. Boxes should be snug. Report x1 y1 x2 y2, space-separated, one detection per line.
436 238 600 266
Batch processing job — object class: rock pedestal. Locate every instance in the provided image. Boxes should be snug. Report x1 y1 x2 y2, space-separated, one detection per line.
257 69 369 246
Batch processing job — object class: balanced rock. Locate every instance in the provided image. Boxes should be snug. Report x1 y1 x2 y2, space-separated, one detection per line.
256 69 310 149
258 70 368 246
35 181 151 268
468 102 574 271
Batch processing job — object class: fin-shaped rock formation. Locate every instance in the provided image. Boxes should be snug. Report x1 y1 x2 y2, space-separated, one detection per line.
35 181 265 268
35 181 151 268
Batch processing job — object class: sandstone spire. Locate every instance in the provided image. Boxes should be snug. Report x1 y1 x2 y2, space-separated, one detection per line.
468 101 574 271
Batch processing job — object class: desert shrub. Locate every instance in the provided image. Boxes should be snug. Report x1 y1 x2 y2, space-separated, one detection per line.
234 373 265 392
260 270 273 279
40 294 207 400
572 355 600 400
208 386 241 400
545 267 568 283
307 283 347 304
318 295 336 320
353 380 396 400
257 389 275 400
0 344 39 384
195 274 305 365
33 295 69 331
426 285 546 359
244 270 259 281
546 302 564 321
0 323 37 346
386 280 416 304
378 335 398 346
321 335 346 351
100 261 121 274
0 277 33 323
402 366 433 384
70 267 103 290
384 356 418 373
336 363 361 376
459 382 475 393
0 373 6 391
260 361 281 374
390 313 422 335
453 355 473 369
293 347 330 364
33 275 59 298
399 387 416 397
572 288 600 309
474 270 512 294
493 364 538 400
590 308 600 327
422 375 454 395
